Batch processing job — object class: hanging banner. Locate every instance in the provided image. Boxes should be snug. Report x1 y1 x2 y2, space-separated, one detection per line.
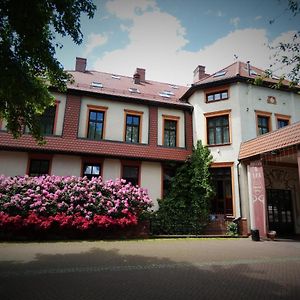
249 160 267 237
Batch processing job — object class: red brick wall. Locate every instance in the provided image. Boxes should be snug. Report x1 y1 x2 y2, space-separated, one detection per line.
0 94 193 162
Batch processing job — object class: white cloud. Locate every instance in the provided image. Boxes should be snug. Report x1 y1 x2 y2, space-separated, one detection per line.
216 10 224 17
83 33 108 56
230 17 240 28
106 0 157 19
92 1 296 85
205 9 224 17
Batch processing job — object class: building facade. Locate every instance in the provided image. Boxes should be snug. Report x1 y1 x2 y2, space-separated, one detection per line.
182 61 300 235
0 58 193 210
1 58 300 236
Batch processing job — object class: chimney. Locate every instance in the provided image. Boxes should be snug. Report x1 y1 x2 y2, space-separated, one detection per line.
193 65 206 82
133 72 141 84
75 57 87 72
134 68 145 82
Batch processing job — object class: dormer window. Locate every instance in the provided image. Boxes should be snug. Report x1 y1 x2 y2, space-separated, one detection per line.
128 87 140 94
91 82 103 88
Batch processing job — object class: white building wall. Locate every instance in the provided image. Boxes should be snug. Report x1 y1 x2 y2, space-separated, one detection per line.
51 155 81 176
0 151 27 176
103 159 121 181
157 107 185 147
141 162 162 210
78 97 149 143
52 92 67 136
238 83 300 142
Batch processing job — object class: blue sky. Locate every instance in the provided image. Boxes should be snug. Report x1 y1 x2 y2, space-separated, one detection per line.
55 0 300 85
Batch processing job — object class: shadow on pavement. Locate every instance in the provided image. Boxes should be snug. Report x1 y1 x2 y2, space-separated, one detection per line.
0 246 299 300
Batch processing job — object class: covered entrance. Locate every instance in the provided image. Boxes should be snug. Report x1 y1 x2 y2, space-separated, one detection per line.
239 121 300 237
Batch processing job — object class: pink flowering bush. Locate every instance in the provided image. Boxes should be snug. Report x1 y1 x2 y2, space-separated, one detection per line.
0 175 152 234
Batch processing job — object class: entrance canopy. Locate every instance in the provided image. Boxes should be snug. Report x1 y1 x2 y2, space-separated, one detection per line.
239 121 300 237
239 121 300 162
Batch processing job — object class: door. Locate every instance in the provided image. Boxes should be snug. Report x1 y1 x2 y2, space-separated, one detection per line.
267 189 294 235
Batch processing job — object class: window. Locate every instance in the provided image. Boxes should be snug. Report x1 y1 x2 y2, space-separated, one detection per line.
162 166 178 198
163 115 179 147
29 159 50 176
87 110 105 140
206 115 230 145
256 111 272 136
206 90 228 102
39 106 56 135
164 120 177 147
83 163 101 180
275 114 290 129
210 166 233 215
122 166 140 186
257 116 269 135
124 110 143 143
277 119 289 129
255 111 272 136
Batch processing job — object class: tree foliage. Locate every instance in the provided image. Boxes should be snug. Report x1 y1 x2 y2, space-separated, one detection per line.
0 0 96 141
152 141 214 234
269 0 300 86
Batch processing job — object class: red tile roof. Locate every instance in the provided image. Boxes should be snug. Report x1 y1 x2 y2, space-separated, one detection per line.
181 61 300 100
195 61 292 86
239 121 300 160
67 70 191 108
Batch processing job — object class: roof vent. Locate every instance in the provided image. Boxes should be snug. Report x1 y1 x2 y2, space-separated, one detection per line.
159 92 171 98
161 90 174 97
170 84 179 89
272 74 280 80
213 70 227 77
75 57 87 72
129 87 140 94
91 82 103 88
112 74 121 79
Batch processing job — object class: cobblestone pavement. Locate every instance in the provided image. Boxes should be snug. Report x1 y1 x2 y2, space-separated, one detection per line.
0 238 300 300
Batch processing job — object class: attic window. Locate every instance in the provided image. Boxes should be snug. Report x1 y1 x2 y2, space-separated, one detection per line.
112 75 121 79
213 70 227 77
170 85 179 89
91 82 103 88
129 87 140 94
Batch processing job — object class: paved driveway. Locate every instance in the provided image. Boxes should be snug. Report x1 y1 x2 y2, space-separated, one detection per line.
0 238 300 299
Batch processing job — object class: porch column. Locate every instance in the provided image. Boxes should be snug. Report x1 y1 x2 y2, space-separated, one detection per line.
249 160 267 237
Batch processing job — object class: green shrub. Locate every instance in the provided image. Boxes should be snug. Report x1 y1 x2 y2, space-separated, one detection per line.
152 141 214 234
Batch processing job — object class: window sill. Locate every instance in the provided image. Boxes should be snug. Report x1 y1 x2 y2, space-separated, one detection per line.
205 98 229 104
207 143 231 147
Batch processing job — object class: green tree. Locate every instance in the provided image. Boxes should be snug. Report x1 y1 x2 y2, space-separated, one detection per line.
153 141 214 234
269 0 300 86
0 0 96 141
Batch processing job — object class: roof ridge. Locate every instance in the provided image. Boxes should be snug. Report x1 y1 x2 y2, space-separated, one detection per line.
68 70 187 88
